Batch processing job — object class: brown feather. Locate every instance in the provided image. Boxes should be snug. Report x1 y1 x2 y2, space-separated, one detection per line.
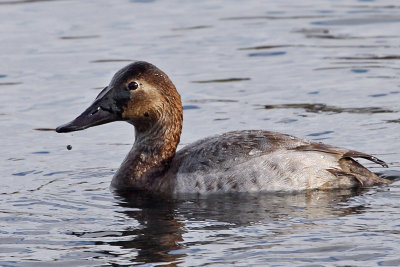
295 143 391 186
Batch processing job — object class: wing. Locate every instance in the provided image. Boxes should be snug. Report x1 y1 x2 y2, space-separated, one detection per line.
172 130 389 188
174 130 310 172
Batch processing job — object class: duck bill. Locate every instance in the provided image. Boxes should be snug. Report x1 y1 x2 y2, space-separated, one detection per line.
56 87 122 133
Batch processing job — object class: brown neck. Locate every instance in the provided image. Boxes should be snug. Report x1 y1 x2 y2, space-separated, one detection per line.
112 103 183 191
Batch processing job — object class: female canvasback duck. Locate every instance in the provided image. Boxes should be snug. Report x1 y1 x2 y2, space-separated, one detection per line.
56 61 390 194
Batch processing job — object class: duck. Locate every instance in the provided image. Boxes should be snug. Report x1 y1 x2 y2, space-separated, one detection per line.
56 61 391 194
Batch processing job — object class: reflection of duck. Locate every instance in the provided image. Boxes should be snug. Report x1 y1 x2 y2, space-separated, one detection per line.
72 192 186 265
56 61 390 194
72 189 366 265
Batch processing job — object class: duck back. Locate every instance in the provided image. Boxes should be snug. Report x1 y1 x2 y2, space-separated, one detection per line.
168 130 389 194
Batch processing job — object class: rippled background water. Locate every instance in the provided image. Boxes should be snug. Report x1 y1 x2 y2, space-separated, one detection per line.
1 0 400 266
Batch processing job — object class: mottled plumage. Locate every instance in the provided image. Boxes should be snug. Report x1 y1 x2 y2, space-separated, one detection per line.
56 61 391 195
168 130 388 193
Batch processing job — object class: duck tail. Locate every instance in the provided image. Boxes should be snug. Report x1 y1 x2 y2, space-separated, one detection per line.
334 156 391 186
343 150 388 168
295 143 390 186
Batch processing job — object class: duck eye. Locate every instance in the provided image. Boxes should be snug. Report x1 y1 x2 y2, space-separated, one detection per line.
128 81 139 91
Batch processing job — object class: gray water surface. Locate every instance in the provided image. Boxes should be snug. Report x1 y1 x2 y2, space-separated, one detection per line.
1 0 400 266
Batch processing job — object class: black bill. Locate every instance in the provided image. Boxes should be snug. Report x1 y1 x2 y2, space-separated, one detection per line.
56 86 125 133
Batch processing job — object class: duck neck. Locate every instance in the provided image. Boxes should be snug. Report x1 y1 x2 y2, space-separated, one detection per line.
134 117 182 167
113 108 183 191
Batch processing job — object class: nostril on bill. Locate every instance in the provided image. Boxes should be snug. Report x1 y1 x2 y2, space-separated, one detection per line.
90 107 101 116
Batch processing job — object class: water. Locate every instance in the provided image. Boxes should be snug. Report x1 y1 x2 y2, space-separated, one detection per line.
1 0 400 265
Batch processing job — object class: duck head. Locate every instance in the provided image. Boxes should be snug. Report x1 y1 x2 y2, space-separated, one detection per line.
56 61 183 135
